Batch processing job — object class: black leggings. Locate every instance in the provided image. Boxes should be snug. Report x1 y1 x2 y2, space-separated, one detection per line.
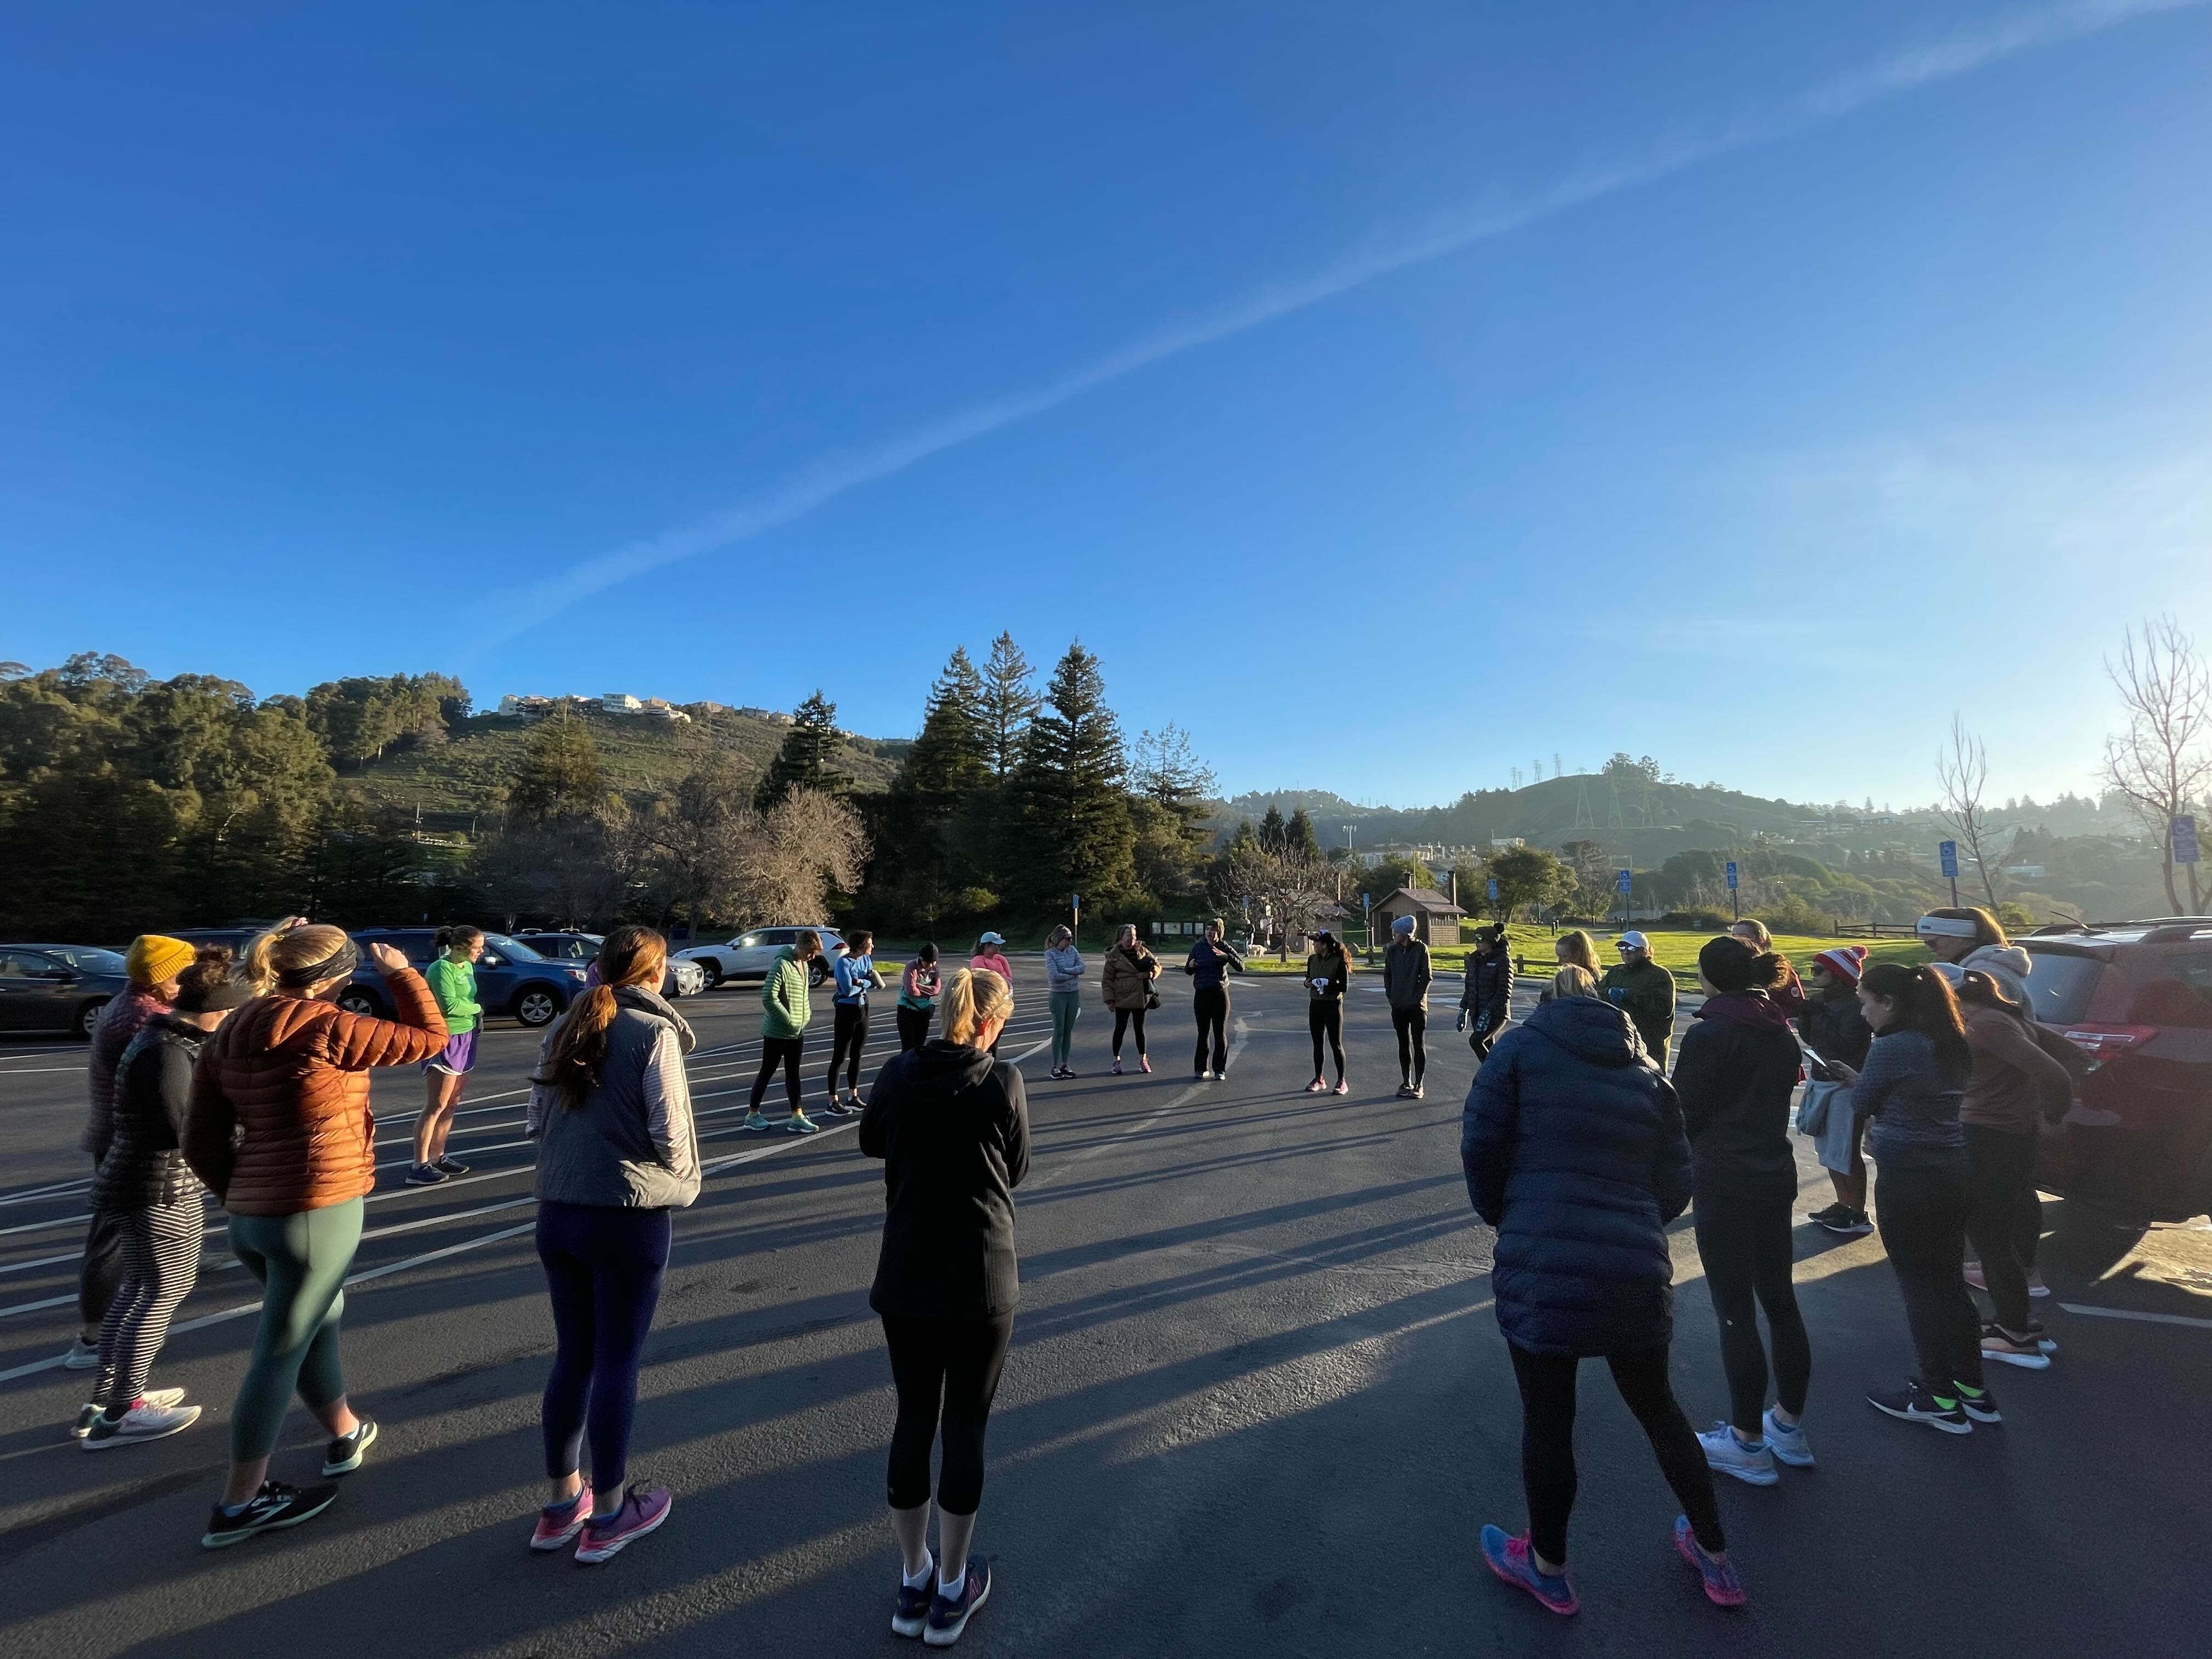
896 1006 933 1052
882 1312 1015 1515
1112 1006 1148 1057
749 1036 803 1111
828 1003 868 1093
1192 986 1228 1073
1965 1125 2042 1333
1507 1341 1724 1566
1308 1001 1344 1080
1692 1190 1811 1434
1391 1007 1426 1085
538 1200 670 1493
1876 1163 1983 1389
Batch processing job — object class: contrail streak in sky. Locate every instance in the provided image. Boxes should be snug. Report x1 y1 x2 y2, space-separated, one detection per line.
488 0 2204 640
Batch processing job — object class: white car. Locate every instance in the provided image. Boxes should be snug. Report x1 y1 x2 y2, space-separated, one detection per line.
676 924 845 986
515 930 708 998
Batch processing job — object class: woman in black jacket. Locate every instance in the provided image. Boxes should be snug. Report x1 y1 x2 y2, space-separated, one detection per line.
1462 984 1744 1615
1458 925 1515 1058
1673 936 1813 1488
81 952 251 1448
859 967 1031 1648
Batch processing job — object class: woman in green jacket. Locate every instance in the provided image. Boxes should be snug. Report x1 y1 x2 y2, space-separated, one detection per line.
746 931 823 1135
410 926 485 1185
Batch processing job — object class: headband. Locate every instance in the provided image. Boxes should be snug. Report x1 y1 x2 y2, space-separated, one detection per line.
1916 916 1981 940
276 939 359 989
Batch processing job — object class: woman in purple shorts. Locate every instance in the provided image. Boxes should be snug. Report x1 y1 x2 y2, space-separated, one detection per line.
409 926 484 1186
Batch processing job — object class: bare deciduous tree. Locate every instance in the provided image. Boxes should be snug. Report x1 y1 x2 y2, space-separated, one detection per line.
2103 614 2212 913
1935 714 2003 911
1216 843 1341 959
744 787 871 922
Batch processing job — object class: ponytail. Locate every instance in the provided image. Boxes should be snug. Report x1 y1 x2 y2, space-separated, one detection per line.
241 922 354 997
1861 961 1972 1082
941 967 1012 1047
533 926 667 1107
435 924 484 954
1699 935 1790 994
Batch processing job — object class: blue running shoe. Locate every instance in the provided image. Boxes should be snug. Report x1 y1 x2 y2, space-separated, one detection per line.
892 1553 935 1639
1673 1516 1747 1608
923 1556 991 1647
1480 1524 1578 1615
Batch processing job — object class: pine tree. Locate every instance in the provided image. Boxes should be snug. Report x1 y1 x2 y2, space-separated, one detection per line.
1284 808 1323 862
754 691 851 809
1257 804 1288 854
1012 642 1136 911
507 706 607 827
901 648 990 811
980 633 1040 782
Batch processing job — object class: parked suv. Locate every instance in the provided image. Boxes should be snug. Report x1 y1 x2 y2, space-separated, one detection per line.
337 928 587 1028
674 924 843 987
2021 919 2212 1222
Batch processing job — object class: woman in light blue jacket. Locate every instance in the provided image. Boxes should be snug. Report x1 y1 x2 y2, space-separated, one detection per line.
1043 926 1086 1079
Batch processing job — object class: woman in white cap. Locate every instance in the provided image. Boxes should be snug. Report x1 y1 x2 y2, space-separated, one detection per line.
969 934 1014 1056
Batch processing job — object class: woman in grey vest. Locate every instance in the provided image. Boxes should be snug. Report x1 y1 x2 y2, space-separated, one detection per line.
526 926 701 1562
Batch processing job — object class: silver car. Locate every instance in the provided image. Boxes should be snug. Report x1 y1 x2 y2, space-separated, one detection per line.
674 924 843 987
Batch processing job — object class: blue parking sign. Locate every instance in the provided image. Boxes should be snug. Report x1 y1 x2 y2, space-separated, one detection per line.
1616 870 1633 895
1487 877 1499 901
1725 860 1738 891
1939 840 1960 879
2174 817 2202 866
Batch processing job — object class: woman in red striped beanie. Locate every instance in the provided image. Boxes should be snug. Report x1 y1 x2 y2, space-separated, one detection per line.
1797 946 1875 1235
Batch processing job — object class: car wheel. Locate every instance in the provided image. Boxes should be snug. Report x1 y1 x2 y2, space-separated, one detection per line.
336 988 383 1018
697 960 723 989
75 997 111 1040
516 986 563 1028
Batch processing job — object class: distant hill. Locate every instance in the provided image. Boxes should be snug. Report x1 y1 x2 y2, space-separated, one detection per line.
343 703 905 827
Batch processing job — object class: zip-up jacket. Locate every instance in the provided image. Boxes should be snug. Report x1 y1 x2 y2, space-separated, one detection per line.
529 986 701 1209
93 1014 210 1213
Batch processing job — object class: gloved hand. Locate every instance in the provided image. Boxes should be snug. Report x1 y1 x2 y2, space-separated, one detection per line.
1474 1013 1491 1036
1454 1011 1466 1032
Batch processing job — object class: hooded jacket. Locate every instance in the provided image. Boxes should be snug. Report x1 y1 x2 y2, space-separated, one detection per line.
1102 944 1160 1011
859 1039 1032 1319
529 986 702 1209
1461 996 1691 1357
1383 937 1432 1012
1671 992 1803 1201
93 1014 210 1213
1960 943 2035 1012
1796 985 1874 1076
760 946 812 1040
1959 1002 2075 1133
1460 946 1515 1035
185 968 447 1215
83 987 169 1161
1043 943 1087 995
1304 946 1351 1002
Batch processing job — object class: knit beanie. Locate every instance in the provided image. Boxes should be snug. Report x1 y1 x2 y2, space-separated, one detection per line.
1391 915 1417 936
1812 945 1866 985
125 934 195 989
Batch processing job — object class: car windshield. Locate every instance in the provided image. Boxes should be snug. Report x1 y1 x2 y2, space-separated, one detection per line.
487 934 544 961
2021 950 2106 1025
44 947 126 973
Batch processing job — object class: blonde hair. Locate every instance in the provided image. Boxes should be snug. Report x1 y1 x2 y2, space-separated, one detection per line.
1550 965 1601 1000
941 967 1013 1047
242 923 353 997
1554 929 1600 978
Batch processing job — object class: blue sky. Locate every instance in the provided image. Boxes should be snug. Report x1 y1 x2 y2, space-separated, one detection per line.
5 1 2209 810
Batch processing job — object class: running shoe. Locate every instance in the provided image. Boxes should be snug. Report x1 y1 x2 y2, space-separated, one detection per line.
531 1484 594 1551
323 1418 378 1475
1672 1516 1748 1607
71 1387 185 1439
1980 1323 2051 1371
1139 1056 1152 1074
404 1163 448 1186
71 1403 98 1439
1814 1209 1874 1237
61 1336 99 1371
1762 1408 1815 1467
1396 1082 1415 1098
2024 1323 2058 1356
436 1156 471 1176
892 1552 936 1639
786 1113 820 1135
1954 1381 2002 1424
1866 1379 1971 1435
743 1110 770 1132
923 1556 992 1647
1479 1524 1578 1616
815 1098 854 1119
2028 1271 2050 1299
574 1485 672 1564
845 1090 866 1113
201 1480 339 1549
1412 1084 1424 1099
1198 1069 1214 1080
1805 1201 1850 1226
1696 1422 1778 1486
82 1400 202 1449
1305 1078 1327 1094
1332 1079 1349 1096
1112 1058 1124 1075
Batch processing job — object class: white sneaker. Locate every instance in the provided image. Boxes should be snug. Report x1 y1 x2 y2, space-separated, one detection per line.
1762 1408 1815 1467
1697 1421 1778 1486
82 1401 202 1449
61 1337 99 1371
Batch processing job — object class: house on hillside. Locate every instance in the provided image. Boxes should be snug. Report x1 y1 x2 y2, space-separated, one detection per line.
602 692 643 713
1370 887 1465 945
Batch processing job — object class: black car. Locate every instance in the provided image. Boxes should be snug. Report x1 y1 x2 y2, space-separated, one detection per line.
0 944 128 1037
336 928 588 1029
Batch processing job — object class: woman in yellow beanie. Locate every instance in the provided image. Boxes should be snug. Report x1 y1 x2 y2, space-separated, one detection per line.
64 934 198 1373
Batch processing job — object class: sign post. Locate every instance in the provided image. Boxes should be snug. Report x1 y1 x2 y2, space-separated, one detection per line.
1361 891 1373 959
1487 876 1500 922
2172 817 2202 911
1725 859 1740 922
1070 891 1080 945
1939 840 1960 909
1616 868 1633 931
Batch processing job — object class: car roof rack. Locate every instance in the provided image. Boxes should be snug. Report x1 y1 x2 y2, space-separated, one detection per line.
2141 923 2212 945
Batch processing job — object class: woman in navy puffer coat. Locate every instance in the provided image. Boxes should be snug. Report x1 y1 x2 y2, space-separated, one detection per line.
1461 985 1741 1612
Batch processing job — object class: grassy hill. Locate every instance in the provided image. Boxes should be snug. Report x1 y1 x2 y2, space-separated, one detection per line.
340 704 904 826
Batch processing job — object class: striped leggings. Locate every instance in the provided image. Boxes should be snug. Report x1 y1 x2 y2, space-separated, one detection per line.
96 1197 204 1410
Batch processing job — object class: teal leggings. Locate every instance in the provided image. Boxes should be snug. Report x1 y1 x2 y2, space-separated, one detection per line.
1049 991 1082 1068
227 1198 364 1460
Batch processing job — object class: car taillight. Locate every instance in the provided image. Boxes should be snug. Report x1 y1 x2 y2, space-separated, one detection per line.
2061 1024 2157 1062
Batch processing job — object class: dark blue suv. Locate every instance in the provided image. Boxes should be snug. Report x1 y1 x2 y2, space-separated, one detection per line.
335 928 587 1028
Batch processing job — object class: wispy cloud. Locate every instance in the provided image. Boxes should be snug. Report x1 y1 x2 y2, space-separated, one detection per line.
487 0 2207 640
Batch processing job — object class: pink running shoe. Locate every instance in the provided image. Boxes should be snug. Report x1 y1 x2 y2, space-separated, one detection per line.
531 1484 593 1551
1332 1079 1349 1096
575 1485 671 1564
1673 1516 1747 1607
1139 1055 1152 1074
1111 1058 1124 1075
1481 1525 1578 1615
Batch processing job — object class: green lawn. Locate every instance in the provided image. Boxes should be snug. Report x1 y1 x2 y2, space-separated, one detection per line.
1239 924 1926 986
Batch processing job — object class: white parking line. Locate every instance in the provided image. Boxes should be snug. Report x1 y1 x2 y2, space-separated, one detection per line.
2057 1301 2212 1330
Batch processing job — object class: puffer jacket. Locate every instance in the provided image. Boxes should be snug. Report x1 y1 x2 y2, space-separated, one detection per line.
1460 948 1515 1036
1101 945 1160 1011
83 987 168 1161
1043 944 1086 995
530 986 702 1209
1461 995 1691 1358
760 946 812 1040
184 968 446 1215
1671 992 1803 1201
1383 938 1432 1012
1796 987 1874 1076
92 1014 210 1213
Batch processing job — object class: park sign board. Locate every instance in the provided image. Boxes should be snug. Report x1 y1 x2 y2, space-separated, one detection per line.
1939 840 1960 879
1616 869 1633 895
1725 860 1739 891
2174 817 2202 867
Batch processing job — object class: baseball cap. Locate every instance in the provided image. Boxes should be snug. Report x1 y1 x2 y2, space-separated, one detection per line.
978 931 1006 945
1618 930 1650 951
